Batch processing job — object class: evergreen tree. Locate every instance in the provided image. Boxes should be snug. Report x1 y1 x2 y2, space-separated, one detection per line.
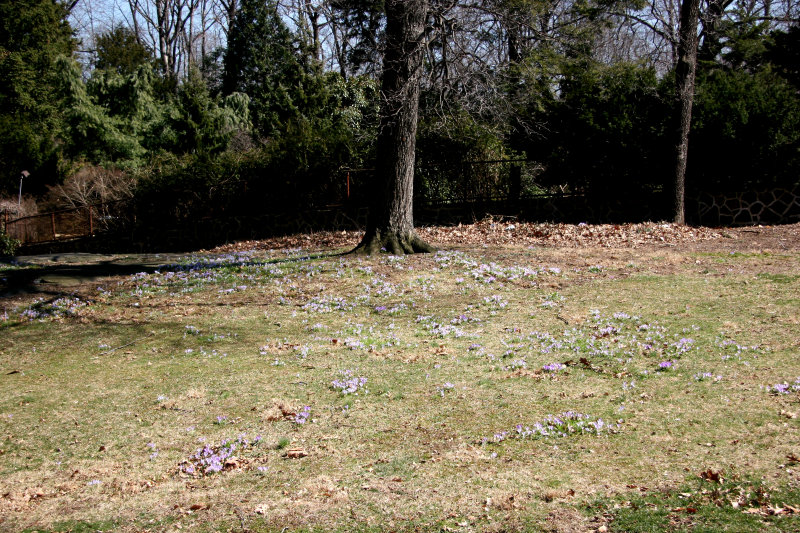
55 56 250 166
222 0 306 138
94 25 154 76
0 0 75 192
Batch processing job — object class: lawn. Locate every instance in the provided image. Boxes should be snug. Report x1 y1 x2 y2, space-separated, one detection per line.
1 222 799 532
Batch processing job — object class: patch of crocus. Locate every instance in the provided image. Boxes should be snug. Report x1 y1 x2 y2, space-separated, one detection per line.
673 337 695 353
505 359 527 371
331 370 368 395
488 412 617 444
694 372 722 382
294 406 311 424
658 360 673 371
765 379 800 395
19 296 88 321
436 382 455 397
768 383 790 394
542 362 566 373
181 434 262 476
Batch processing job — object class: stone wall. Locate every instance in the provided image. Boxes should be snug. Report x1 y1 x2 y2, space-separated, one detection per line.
693 188 800 226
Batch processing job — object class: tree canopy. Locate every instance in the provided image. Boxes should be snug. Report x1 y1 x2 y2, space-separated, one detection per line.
0 0 75 191
0 0 797 241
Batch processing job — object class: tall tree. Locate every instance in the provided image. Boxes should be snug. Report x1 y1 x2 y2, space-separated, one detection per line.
125 0 220 79
0 0 75 191
329 0 385 78
222 0 306 137
672 0 701 224
353 0 434 254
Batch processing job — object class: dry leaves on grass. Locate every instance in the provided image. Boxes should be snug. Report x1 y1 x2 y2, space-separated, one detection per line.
209 221 725 254
742 505 800 516
418 221 723 248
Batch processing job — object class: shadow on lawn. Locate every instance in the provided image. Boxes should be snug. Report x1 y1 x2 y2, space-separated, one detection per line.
0 250 346 299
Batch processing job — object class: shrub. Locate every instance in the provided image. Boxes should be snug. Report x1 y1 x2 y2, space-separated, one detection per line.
48 165 135 209
690 66 800 193
415 111 515 204
535 61 671 199
0 227 20 255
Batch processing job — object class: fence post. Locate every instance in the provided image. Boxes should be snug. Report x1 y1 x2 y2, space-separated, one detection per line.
51 213 56 240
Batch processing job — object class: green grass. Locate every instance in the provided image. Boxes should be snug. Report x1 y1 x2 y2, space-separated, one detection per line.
590 477 800 532
1 245 799 531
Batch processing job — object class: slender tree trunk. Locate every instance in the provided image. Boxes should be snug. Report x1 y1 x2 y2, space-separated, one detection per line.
352 0 434 255
673 0 701 224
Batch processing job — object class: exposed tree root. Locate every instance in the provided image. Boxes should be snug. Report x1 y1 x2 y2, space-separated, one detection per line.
350 229 436 255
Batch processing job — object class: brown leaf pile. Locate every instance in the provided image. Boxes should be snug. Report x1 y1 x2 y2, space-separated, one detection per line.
418 221 723 248
210 221 724 254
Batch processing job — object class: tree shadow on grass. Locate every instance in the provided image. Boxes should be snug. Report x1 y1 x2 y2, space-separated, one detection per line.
0 249 347 301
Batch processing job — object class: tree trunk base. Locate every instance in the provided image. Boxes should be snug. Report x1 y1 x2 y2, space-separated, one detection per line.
351 229 435 255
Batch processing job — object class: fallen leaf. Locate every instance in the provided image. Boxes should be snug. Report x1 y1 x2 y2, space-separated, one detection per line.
286 448 308 459
699 468 724 483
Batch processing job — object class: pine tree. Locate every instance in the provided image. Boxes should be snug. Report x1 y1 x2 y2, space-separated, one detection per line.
0 0 75 191
222 0 306 138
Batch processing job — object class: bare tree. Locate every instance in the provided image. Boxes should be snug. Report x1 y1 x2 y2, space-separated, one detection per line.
672 0 701 224
217 0 238 34
123 0 226 78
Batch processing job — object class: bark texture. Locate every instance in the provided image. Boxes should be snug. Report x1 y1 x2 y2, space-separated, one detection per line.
353 0 434 255
673 0 701 224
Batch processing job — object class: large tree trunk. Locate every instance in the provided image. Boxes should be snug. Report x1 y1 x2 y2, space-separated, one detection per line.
352 0 434 255
673 0 701 225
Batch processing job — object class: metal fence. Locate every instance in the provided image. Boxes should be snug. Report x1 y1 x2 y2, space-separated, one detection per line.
1 160 549 247
2 202 125 245
339 159 549 207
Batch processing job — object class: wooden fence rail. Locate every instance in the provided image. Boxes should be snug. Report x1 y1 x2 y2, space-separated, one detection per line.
2 202 125 245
